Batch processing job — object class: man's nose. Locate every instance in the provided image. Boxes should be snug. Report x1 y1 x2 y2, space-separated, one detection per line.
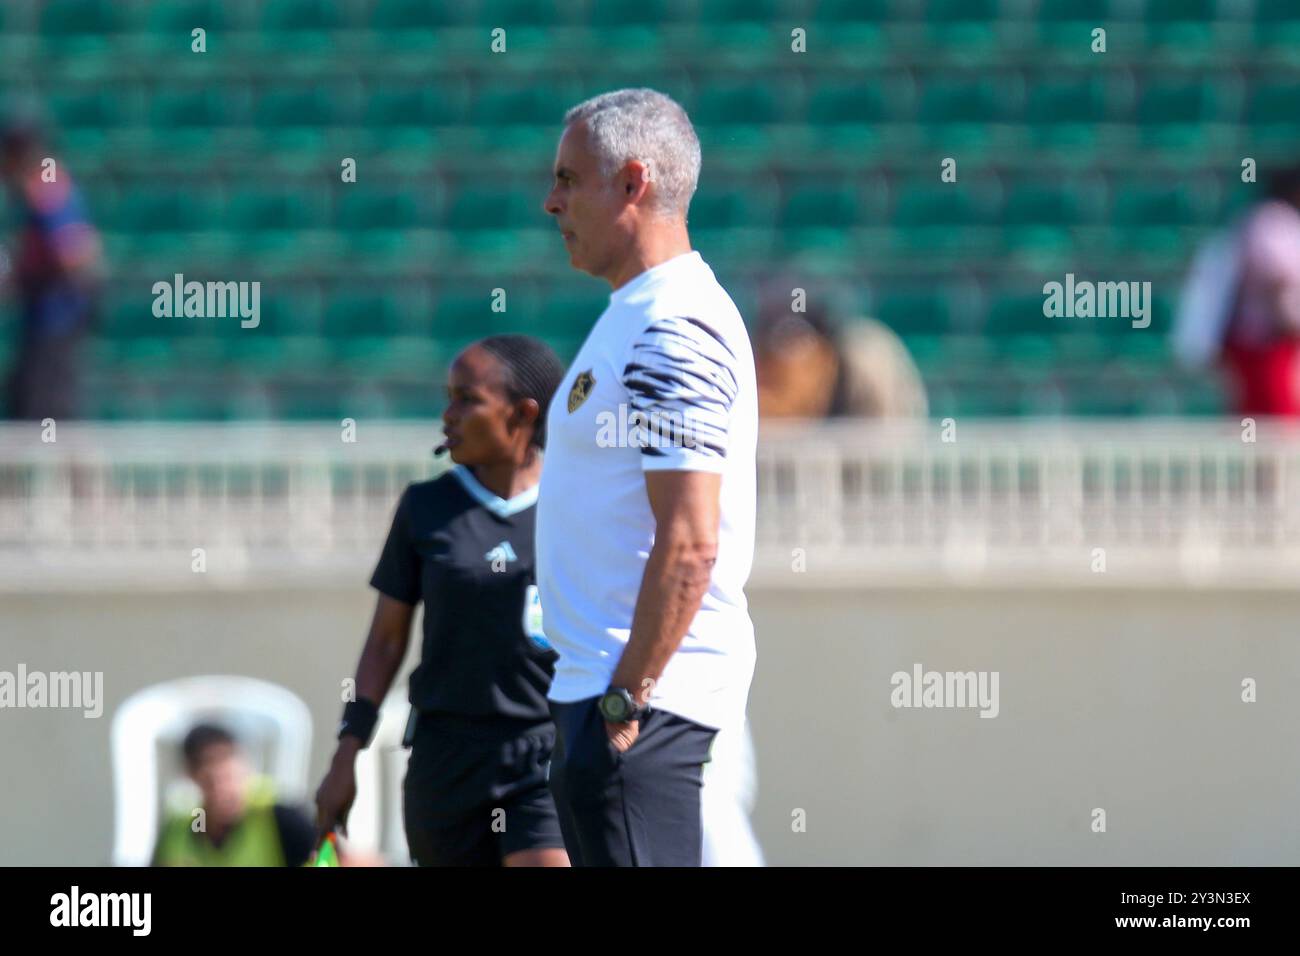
543 189 561 217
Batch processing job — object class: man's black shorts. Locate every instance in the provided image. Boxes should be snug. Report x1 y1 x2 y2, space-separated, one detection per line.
548 696 718 867
402 712 565 866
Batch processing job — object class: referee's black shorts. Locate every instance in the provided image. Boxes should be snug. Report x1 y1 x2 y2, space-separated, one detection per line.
402 711 565 866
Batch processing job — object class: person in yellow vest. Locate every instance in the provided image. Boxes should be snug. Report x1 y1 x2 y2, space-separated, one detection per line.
152 723 316 867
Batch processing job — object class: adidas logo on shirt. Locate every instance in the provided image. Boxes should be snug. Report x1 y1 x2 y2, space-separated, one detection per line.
485 541 518 570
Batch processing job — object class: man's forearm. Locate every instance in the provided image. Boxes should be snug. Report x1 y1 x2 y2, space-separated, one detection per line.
611 535 715 703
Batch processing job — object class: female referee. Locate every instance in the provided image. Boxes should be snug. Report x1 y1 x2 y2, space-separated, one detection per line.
314 334 570 867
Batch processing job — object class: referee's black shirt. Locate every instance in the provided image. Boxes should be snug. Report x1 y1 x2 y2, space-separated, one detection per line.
370 466 557 723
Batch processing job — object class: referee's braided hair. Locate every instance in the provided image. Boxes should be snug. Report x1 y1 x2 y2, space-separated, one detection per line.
475 334 566 451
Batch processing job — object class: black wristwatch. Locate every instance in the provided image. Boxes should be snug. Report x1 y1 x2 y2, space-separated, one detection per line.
598 686 648 724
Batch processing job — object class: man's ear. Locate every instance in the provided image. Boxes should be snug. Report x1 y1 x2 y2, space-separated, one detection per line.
622 161 651 200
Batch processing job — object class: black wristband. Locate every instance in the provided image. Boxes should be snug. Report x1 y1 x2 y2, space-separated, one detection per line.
338 698 380 748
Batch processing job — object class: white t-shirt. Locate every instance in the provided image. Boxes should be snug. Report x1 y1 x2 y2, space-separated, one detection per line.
536 250 758 732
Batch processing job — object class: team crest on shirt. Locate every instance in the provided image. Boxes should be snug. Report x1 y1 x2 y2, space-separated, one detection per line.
567 369 595 413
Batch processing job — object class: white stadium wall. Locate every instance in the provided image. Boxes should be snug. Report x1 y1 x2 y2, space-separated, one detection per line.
1 581 1297 865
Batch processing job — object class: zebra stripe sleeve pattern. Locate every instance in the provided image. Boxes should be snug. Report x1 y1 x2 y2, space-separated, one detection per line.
620 315 740 468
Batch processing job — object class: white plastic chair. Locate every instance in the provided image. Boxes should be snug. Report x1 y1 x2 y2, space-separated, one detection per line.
346 692 413 865
111 675 313 867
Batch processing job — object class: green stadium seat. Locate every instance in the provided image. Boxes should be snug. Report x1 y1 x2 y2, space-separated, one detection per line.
253 87 352 128
364 83 471 127
807 81 891 125
1112 184 1201 226
149 89 240 128
692 81 789 127
1255 0 1300 46
145 0 233 32
1176 376 1227 415
226 187 330 231
935 334 995 369
986 294 1052 335
1145 0 1216 20
588 0 679 27
1143 0 1223 49
384 383 444 420
150 382 220 419
700 0 784 23
812 0 894 21
688 185 777 230
1025 76 1110 124
254 294 324 337
1001 181 1103 226
1035 0 1112 55
892 182 982 227
371 0 478 28
875 290 953 335
1255 0 1300 20
1053 333 1109 365
1137 80 1230 125
479 0 570 26
1219 185 1255 222
438 288 511 338
221 332 314 374
259 0 344 31
47 89 125 129
899 334 946 377
335 337 442 379
335 189 426 231
535 336 581 365
444 186 540 231
40 0 124 34
998 334 1060 370
1145 294 1174 335
779 184 862 229
111 343 178 385
323 291 405 337
277 383 347 420
926 0 1001 50
928 0 998 19
919 76 1018 124
1247 83 1300 125
536 291 607 337
1037 0 1110 21
475 84 570 126
434 291 505 336
107 187 219 232
103 297 167 339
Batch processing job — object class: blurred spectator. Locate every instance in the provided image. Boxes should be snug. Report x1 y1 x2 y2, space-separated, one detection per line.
1176 164 1300 416
0 118 102 420
151 723 316 867
754 279 928 419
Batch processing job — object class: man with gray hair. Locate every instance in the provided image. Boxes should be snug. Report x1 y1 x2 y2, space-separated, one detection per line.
536 88 759 866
